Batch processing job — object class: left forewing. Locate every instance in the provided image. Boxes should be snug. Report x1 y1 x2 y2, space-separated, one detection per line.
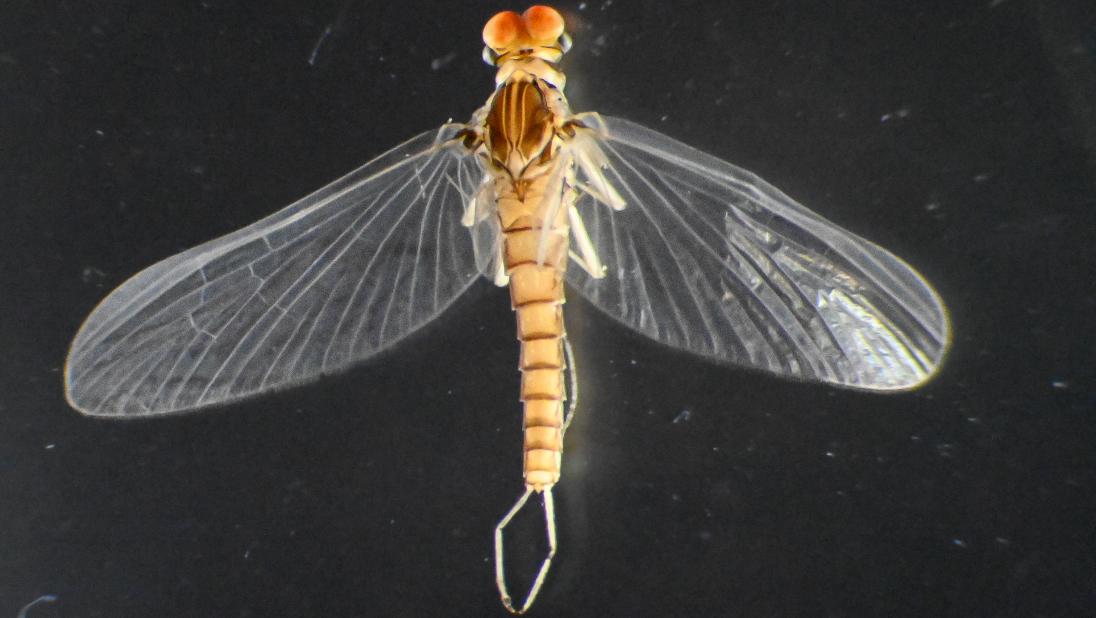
66 127 488 416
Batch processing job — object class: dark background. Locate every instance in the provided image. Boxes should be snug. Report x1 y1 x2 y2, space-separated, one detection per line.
3 1 1095 616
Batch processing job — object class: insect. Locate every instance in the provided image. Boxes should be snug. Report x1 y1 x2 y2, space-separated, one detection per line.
64 5 950 614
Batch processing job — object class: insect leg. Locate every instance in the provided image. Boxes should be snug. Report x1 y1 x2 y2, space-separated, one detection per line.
562 115 626 210
567 203 606 278
493 240 511 286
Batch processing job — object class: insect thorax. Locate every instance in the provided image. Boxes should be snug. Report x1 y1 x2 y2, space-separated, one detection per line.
484 72 567 184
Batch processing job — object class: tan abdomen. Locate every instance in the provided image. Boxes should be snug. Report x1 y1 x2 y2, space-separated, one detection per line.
498 177 570 491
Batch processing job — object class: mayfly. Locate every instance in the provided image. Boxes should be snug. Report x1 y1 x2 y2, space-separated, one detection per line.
65 5 950 614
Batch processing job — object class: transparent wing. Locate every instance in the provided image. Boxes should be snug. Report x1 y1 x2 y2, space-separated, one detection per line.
66 126 491 416
566 116 949 390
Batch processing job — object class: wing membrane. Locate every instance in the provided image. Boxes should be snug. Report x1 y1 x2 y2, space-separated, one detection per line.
66 127 489 416
566 116 949 390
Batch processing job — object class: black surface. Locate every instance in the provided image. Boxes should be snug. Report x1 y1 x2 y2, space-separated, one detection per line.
4 1 1096 616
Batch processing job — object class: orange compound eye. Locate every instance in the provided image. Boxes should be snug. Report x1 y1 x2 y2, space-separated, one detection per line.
522 6 565 43
483 10 524 50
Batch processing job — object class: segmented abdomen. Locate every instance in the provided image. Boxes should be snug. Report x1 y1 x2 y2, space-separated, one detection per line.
497 175 571 491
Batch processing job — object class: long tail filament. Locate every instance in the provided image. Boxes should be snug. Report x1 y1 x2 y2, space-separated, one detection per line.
494 486 557 614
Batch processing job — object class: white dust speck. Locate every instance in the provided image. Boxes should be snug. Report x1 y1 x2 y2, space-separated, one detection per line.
431 51 457 71
81 265 106 284
590 34 608 56
672 409 691 424
951 538 968 548
880 108 911 123
1051 380 1069 390
45 443 56 450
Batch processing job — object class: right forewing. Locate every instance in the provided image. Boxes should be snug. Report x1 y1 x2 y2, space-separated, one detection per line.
66 127 487 416
565 116 950 391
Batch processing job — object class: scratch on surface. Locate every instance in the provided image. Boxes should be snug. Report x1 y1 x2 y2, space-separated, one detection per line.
308 25 334 66
17 595 58 618
307 0 354 67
